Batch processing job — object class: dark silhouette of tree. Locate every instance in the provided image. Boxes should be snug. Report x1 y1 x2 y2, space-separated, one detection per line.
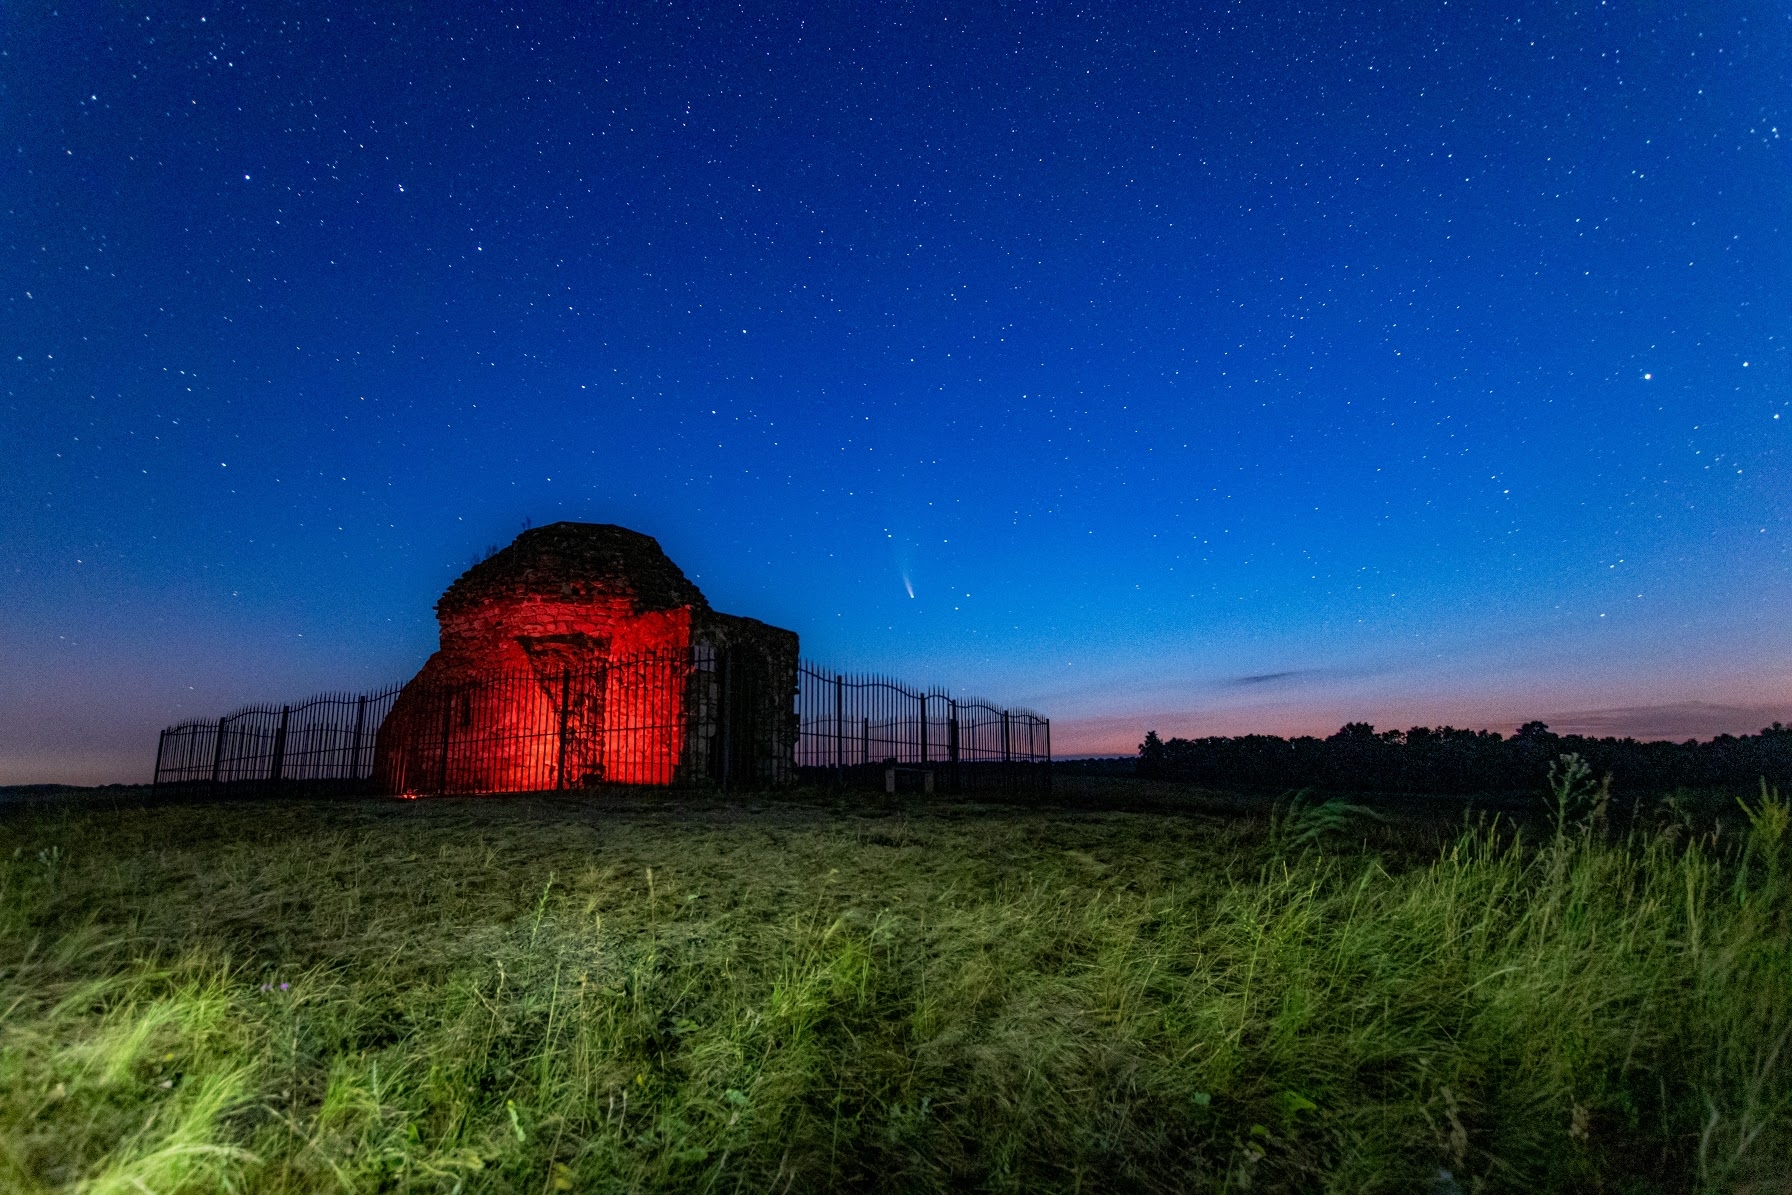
1137 720 1792 799
1138 730 1165 777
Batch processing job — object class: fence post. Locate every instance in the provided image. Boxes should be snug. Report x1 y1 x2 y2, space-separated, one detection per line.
269 705 290 791
948 699 960 795
718 650 734 789
438 689 455 794
556 667 572 790
350 695 368 783
152 728 169 797
862 717 869 768
833 674 844 787
918 693 927 765
1027 718 1037 798
1002 710 1012 793
210 715 230 796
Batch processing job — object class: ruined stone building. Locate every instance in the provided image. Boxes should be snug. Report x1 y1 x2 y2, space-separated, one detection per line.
374 522 798 793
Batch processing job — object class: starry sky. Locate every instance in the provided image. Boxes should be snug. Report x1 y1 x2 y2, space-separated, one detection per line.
3 0 1788 783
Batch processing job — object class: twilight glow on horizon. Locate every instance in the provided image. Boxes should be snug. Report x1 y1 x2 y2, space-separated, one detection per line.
2 1 1788 784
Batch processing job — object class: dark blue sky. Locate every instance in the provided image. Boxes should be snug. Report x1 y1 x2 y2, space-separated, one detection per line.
4 0 1788 782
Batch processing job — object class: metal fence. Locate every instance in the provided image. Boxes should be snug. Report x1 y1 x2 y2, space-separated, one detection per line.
153 684 403 799
154 652 1050 800
794 661 1052 797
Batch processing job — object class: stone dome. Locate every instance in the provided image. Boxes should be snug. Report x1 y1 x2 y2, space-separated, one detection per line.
438 522 710 618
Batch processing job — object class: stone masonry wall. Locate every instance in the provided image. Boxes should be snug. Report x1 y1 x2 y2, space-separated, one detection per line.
374 522 798 793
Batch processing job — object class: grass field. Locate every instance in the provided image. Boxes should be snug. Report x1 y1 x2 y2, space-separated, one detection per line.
1 772 1787 1193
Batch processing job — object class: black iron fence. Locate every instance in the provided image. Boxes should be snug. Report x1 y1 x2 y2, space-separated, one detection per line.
154 651 1050 799
153 684 403 799
794 661 1051 797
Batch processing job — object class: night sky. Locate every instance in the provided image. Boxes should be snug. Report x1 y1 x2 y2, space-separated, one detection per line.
4 1 1788 783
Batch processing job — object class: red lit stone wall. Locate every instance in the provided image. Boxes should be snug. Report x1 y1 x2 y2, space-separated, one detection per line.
374 522 796 794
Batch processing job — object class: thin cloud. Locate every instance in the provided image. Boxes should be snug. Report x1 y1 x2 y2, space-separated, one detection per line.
1538 702 1789 742
1220 670 1314 688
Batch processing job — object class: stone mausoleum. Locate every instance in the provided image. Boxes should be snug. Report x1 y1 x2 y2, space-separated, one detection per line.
374 522 798 793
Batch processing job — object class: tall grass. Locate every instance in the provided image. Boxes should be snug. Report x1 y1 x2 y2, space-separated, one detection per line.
0 776 1786 1192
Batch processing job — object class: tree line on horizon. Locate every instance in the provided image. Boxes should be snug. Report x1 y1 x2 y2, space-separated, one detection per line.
1135 720 1792 797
